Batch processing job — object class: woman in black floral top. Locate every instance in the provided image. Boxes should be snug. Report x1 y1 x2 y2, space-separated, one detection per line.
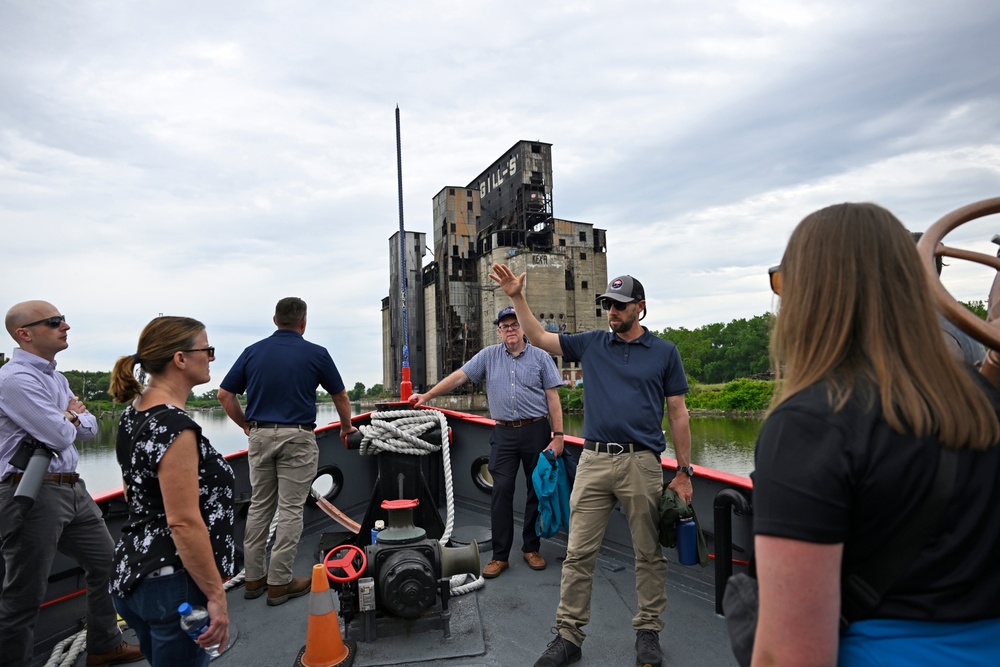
109 317 235 666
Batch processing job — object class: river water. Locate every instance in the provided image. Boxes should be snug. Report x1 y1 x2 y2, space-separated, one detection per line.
76 404 760 493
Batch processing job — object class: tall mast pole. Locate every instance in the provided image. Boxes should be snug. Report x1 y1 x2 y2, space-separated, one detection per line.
395 106 412 401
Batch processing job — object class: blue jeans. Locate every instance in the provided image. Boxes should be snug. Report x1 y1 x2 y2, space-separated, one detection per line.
113 570 209 667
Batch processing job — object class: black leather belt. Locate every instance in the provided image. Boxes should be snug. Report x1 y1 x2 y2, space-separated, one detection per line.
584 440 646 455
3 472 80 485
495 416 546 427
248 421 315 431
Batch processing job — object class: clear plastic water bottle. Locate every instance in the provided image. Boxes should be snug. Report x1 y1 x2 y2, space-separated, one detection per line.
676 517 698 566
178 602 221 657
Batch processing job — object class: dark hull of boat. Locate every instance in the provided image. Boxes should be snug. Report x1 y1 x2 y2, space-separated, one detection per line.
18 407 753 666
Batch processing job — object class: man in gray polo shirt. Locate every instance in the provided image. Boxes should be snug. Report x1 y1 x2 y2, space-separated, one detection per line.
409 305 564 579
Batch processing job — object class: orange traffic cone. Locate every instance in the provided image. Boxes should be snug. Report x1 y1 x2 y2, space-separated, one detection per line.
294 564 355 667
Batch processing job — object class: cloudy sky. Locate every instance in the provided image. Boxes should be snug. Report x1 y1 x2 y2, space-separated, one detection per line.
2 0 999 391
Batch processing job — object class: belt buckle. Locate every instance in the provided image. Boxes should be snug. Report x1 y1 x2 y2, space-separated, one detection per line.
607 442 626 455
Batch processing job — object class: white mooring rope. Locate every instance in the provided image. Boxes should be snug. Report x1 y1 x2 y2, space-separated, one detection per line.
358 408 485 595
42 627 87 667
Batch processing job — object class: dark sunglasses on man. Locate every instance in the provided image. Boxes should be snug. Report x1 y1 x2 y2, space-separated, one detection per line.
600 298 633 311
20 315 66 329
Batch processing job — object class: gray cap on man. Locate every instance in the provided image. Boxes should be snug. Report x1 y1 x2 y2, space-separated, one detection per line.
596 275 645 304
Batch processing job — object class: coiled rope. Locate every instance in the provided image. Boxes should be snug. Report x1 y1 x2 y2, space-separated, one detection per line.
358 408 484 595
43 629 87 667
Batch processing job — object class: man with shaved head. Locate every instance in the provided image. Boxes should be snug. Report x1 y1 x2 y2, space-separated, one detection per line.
0 301 141 667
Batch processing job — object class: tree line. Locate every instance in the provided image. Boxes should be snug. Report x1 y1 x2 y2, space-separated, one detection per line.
654 300 987 387
653 313 772 385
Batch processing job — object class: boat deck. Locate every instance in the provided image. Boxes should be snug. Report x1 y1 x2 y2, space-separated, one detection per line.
61 503 738 667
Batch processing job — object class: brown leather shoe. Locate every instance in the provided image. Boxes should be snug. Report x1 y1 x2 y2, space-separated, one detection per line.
482 559 509 578
267 575 311 606
244 575 268 599
523 551 546 570
86 641 144 666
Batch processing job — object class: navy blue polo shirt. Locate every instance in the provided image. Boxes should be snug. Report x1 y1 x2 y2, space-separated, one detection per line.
559 327 688 453
220 329 345 425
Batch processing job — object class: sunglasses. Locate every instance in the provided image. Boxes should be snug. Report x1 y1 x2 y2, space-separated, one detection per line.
183 347 215 356
768 266 782 296
20 315 66 329
600 298 632 311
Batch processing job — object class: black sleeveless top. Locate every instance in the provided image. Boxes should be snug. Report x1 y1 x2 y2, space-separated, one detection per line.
111 404 235 596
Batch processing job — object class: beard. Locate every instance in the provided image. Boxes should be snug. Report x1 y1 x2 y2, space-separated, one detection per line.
609 309 636 333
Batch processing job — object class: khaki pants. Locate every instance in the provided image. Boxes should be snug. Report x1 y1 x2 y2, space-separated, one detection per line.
243 425 318 585
555 448 667 646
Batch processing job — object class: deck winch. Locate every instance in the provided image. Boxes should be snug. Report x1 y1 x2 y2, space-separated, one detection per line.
326 498 479 642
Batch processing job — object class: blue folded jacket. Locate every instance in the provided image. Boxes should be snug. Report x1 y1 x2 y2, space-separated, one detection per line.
532 450 574 538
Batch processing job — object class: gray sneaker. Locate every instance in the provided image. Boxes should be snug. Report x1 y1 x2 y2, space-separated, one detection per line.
636 629 662 667
534 632 581 667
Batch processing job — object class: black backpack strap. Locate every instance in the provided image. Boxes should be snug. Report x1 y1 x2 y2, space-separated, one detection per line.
841 446 958 625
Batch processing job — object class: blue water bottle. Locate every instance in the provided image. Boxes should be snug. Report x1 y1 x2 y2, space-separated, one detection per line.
178 602 221 657
676 517 698 566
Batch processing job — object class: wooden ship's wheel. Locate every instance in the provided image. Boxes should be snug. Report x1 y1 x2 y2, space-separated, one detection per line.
916 197 1000 350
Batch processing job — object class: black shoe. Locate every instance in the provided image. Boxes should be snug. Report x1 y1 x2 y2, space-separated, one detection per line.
534 633 581 667
635 629 663 667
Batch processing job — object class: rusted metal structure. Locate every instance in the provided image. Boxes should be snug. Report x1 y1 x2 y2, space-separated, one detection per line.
385 140 608 391
472 141 555 253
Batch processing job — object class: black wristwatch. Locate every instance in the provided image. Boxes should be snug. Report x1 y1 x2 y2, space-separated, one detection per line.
676 465 694 477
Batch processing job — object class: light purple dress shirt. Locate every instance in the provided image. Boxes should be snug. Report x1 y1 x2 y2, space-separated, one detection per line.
0 348 98 478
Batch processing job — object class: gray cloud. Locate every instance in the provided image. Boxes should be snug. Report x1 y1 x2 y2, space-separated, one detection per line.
2 0 999 390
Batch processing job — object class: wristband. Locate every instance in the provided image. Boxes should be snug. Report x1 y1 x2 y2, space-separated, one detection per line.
552 431 564 437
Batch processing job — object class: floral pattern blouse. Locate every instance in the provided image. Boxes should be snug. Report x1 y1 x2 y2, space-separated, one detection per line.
111 404 235 597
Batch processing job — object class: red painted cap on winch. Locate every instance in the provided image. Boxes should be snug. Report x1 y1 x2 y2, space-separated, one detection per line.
381 499 419 510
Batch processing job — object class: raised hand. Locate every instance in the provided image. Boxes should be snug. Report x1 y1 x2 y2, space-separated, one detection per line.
489 263 525 298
